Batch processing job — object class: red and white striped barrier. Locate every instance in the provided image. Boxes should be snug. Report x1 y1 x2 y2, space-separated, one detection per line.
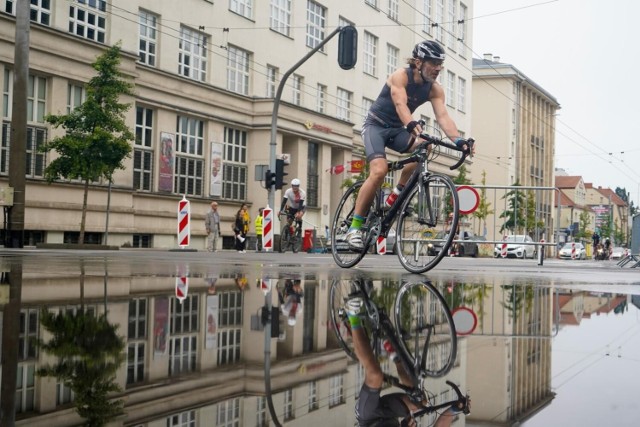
262 206 273 251
260 278 271 295
377 236 386 255
177 195 190 248
500 242 507 258
571 242 576 260
175 275 189 303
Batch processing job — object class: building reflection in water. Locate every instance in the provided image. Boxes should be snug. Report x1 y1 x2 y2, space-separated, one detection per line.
0 261 599 427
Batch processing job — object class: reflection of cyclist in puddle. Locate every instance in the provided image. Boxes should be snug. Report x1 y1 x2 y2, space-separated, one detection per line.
279 279 304 326
345 295 469 427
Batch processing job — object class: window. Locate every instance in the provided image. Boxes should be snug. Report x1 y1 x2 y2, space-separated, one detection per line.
307 142 318 207
174 116 204 196
222 127 248 201
2 69 12 119
363 32 378 76
134 106 154 191
386 44 399 77
19 309 38 360
256 396 268 426
329 374 345 407
336 88 352 121
447 0 456 50
435 0 444 42
176 116 203 156
423 0 432 34
16 363 35 413
308 381 319 411
169 295 199 376
283 389 294 420
270 0 292 37
458 3 468 56
5 0 51 25
1 122 47 178
57 381 74 406
139 10 158 66
227 46 250 95
230 0 253 19
68 0 106 43
306 1 326 49
266 65 278 97
179 26 207 82
446 71 455 108
67 84 86 113
316 84 326 113
365 0 378 8
217 290 243 365
127 298 147 385
292 74 302 106
457 77 466 113
167 410 196 427
388 0 399 21
217 397 241 427
27 75 46 123
361 97 373 122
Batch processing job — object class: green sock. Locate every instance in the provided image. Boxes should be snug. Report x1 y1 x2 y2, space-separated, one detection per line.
348 314 361 329
349 214 366 231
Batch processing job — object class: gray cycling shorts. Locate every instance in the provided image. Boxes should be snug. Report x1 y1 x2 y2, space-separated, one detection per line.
356 383 409 426
362 119 414 163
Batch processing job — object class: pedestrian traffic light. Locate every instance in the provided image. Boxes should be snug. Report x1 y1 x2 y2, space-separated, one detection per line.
274 158 288 190
338 25 358 70
264 169 276 189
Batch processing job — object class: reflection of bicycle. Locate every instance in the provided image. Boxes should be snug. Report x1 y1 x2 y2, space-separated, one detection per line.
331 132 473 273
329 278 469 417
278 211 301 253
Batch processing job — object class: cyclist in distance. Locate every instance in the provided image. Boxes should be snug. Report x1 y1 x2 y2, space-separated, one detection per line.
346 297 468 426
346 40 475 250
280 178 307 229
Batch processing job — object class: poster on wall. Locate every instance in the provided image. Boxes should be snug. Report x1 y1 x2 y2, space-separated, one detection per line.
159 132 175 192
205 295 219 350
153 297 169 356
210 142 223 197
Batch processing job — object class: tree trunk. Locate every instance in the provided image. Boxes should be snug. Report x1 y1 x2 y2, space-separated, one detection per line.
80 179 89 244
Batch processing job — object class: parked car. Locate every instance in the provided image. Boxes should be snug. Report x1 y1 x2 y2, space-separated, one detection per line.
428 230 479 257
610 247 626 260
494 235 535 259
558 242 587 260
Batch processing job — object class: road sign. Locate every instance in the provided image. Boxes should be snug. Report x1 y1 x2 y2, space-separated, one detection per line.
457 185 480 215
452 307 477 335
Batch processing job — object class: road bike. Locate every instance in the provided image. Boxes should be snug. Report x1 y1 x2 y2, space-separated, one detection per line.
329 277 469 419
330 132 474 273
278 211 302 253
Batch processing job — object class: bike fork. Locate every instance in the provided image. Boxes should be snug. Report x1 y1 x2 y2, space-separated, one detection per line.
417 177 436 227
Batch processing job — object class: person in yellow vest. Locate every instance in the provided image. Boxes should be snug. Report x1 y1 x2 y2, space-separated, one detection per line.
254 208 264 252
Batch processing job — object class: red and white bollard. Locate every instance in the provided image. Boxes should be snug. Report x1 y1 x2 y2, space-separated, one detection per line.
175 275 189 303
177 195 190 248
376 236 386 255
501 242 508 258
260 278 272 295
262 206 273 252
571 242 576 260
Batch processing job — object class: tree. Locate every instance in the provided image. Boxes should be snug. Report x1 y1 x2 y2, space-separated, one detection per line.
576 211 592 240
524 191 544 235
41 43 134 244
472 170 493 236
499 181 526 233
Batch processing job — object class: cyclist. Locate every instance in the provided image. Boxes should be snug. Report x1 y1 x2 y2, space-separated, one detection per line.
346 297 468 426
280 178 306 234
346 40 474 250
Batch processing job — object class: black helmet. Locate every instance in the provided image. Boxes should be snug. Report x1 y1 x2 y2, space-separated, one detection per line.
412 40 445 61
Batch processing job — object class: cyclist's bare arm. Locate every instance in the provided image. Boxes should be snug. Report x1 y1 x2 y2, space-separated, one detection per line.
430 84 459 140
389 69 422 135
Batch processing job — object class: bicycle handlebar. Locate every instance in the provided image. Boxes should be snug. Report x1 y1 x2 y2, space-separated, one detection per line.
417 133 475 171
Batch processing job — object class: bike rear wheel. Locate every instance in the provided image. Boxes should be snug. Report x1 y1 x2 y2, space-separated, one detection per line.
331 181 369 268
396 174 459 273
394 280 457 378
329 279 379 361
279 226 291 253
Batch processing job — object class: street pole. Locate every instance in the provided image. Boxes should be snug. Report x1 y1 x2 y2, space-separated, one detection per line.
7 0 30 248
267 27 342 209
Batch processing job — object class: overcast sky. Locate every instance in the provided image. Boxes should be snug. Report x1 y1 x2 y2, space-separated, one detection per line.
471 0 640 207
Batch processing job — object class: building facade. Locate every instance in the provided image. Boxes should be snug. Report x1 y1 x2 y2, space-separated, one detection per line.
1 0 474 249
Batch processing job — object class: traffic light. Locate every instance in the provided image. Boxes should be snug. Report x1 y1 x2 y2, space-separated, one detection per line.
338 25 358 70
264 169 276 189
274 158 288 190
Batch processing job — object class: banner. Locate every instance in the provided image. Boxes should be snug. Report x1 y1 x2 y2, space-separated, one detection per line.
153 297 169 356
205 295 219 350
159 132 175 192
210 142 223 197
325 160 364 175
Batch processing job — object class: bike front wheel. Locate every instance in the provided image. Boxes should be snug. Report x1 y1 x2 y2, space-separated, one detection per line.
394 280 457 378
331 181 368 268
396 174 459 273
279 226 291 253
329 279 379 361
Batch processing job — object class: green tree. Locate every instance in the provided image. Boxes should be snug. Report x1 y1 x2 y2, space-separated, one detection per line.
524 191 544 235
472 170 493 236
575 211 592 240
38 308 125 426
41 43 134 244
499 181 526 233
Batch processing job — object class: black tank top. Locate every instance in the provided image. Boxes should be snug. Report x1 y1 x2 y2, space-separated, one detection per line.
368 68 433 128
